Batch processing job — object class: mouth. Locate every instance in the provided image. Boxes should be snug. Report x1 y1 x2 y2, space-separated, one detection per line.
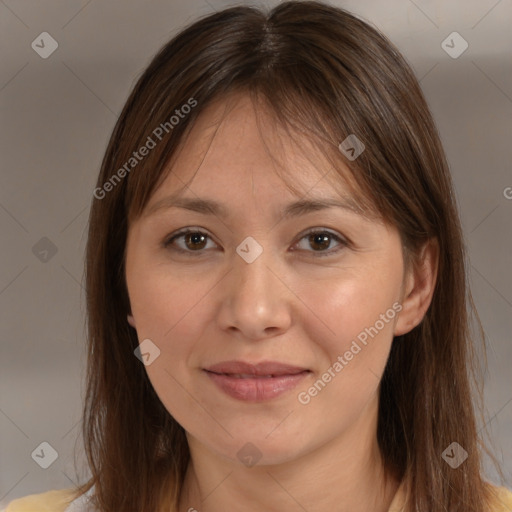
204 360 310 376
203 361 311 401
210 372 305 378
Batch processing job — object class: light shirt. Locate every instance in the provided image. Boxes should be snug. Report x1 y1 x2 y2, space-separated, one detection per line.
4 481 512 511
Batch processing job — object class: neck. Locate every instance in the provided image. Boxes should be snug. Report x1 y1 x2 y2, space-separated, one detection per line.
177 398 399 512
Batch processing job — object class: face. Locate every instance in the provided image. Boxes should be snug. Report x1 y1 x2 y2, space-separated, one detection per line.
125 94 411 467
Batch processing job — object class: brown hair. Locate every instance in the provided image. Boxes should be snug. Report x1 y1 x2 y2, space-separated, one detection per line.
72 1 502 510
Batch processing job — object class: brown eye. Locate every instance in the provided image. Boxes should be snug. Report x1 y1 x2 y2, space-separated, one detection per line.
163 227 347 258
294 229 347 257
308 233 331 251
164 229 215 255
183 232 208 250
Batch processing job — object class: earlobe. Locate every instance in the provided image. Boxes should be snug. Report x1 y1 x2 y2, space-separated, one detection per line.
393 239 439 336
127 314 136 328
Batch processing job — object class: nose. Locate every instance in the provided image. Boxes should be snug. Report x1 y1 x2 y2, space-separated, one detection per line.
216 245 293 341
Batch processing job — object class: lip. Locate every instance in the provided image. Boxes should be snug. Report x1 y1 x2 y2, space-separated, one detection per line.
203 360 311 402
205 360 309 376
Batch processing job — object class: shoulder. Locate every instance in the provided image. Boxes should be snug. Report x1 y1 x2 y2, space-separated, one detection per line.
487 484 512 511
388 480 512 511
3 488 89 512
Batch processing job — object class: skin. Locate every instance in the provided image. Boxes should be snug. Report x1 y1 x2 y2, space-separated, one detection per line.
125 94 438 512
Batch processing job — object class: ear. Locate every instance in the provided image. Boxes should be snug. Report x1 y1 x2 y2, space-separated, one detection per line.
127 314 136 328
394 238 439 336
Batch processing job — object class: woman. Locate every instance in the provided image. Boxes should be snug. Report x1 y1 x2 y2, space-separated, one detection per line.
5 1 511 511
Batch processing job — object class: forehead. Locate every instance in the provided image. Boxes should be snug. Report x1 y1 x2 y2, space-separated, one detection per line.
146 93 365 212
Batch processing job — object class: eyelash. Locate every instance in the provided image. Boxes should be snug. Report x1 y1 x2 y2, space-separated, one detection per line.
162 227 348 258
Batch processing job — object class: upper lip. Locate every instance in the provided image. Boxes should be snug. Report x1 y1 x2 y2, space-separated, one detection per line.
204 360 310 377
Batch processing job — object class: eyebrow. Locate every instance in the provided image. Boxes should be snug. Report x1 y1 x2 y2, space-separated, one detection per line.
144 194 367 220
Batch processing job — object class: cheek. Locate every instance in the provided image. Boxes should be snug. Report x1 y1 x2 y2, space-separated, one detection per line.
128 265 210 340
293 271 399 429
127 265 221 408
127 269 215 421
297 263 401 362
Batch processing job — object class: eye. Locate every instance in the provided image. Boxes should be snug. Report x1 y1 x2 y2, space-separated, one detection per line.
163 228 216 255
163 227 348 257
292 228 347 257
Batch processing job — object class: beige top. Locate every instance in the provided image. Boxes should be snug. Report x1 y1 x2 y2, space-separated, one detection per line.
4 481 512 511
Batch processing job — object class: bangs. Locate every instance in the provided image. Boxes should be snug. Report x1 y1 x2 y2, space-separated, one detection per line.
128 85 385 228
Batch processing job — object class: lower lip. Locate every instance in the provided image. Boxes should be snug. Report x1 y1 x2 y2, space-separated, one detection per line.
204 370 310 402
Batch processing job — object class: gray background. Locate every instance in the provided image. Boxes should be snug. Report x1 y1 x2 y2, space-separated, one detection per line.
1 0 511 507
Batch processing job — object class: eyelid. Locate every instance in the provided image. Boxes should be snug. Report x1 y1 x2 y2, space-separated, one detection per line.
293 227 348 255
163 227 217 255
163 226 349 257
